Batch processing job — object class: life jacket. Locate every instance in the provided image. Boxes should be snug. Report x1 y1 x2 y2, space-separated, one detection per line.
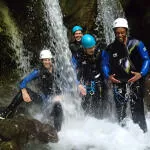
106 38 141 82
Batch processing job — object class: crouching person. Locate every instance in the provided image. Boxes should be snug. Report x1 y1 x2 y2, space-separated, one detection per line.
0 49 63 132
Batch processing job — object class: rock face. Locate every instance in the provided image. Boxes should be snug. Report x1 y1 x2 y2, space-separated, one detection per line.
60 0 97 38
120 0 150 52
0 0 18 80
0 116 58 150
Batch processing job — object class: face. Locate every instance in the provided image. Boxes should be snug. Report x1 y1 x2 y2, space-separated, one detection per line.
85 46 95 56
74 30 83 41
114 27 127 43
42 58 52 69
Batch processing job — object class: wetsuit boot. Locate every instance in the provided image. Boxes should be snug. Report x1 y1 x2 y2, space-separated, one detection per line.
52 102 63 132
0 91 23 119
130 81 148 133
131 97 148 133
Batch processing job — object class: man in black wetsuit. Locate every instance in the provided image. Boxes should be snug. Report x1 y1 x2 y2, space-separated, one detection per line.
0 49 63 131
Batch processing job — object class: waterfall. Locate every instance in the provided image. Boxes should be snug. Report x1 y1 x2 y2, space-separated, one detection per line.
96 0 124 46
43 0 83 119
44 0 77 92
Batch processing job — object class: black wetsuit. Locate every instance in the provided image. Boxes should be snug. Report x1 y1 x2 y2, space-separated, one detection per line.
69 40 84 60
102 38 149 132
75 48 106 119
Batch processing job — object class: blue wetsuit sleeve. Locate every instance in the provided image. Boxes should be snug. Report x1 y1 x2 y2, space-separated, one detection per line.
101 50 110 79
19 69 39 89
71 56 80 85
137 41 149 76
71 56 78 70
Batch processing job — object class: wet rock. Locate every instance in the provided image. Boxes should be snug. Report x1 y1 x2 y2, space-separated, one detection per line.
0 141 19 150
60 0 97 38
0 116 58 149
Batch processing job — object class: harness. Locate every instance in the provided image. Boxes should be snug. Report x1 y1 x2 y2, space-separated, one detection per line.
85 73 103 96
113 82 138 105
86 81 95 95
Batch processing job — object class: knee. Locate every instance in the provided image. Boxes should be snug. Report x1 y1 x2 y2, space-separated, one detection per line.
53 102 63 115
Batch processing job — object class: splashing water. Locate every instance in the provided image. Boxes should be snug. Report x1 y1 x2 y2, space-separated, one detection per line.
50 115 150 150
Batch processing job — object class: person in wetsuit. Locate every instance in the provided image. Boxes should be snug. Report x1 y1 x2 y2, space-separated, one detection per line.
0 49 63 131
69 25 84 61
73 34 106 119
102 18 149 132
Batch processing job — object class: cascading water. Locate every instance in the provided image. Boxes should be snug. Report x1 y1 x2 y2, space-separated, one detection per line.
43 0 82 120
43 0 76 92
96 0 124 45
29 0 150 150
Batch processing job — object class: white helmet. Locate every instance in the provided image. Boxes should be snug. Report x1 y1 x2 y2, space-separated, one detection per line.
39 49 52 59
113 18 128 29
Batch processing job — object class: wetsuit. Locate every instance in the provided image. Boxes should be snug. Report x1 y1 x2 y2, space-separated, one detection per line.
69 40 84 61
74 47 105 119
0 65 63 131
102 38 149 132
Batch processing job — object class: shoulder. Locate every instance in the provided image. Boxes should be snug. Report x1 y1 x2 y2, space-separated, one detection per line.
69 41 76 46
106 42 115 52
29 68 40 77
128 38 140 47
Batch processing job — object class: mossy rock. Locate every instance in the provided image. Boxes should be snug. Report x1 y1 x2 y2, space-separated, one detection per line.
0 116 58 149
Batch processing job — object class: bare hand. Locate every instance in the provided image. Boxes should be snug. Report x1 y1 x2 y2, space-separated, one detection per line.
109 74 121 83
128 71 142 83
78 84 86 96
21 89 32 102
53 95 62 102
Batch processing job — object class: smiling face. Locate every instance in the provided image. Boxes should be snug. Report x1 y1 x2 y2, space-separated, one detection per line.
114 27 127 43
74 30 83 41
42 58 53 70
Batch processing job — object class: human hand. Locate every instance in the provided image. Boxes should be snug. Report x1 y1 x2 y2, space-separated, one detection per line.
128 71 142 83
78 84 86 96
53 95 62 102
21 88 32 102
109 74 121 83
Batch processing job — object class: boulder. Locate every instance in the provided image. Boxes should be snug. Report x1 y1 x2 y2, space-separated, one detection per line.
0 116 58 150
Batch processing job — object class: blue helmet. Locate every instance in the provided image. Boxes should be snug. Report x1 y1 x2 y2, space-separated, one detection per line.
72 25 83 34
81 34 96 48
